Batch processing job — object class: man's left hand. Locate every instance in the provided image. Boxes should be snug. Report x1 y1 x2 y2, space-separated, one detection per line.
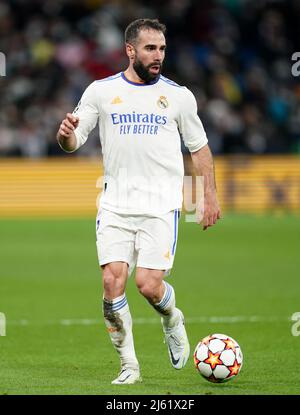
198 191 221 230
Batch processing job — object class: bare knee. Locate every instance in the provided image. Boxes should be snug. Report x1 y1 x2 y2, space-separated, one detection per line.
136 280 156 301
102 262 128 299
136 269 165 304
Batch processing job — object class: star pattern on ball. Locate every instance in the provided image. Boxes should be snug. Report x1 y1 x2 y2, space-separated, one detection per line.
228 360 241 376
194 333 243 383
224 338 236 350
204 351 223 370
202 335 213 345
193 352 200 367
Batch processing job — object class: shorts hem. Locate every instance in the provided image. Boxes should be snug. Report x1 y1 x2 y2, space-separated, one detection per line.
99 258 131 267
99 204 182 217
136 262 174 271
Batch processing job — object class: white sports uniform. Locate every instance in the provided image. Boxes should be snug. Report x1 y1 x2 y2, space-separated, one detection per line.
71 72 208 273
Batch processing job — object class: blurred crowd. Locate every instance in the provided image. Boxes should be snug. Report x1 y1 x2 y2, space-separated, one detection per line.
1 0 300 157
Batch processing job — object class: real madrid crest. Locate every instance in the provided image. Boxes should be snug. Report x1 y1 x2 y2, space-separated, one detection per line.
157 96 168 109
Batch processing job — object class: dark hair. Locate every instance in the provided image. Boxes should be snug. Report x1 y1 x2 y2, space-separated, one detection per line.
125 18 166 45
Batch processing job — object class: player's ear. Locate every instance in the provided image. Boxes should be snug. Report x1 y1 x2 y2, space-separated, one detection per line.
126 43 135 59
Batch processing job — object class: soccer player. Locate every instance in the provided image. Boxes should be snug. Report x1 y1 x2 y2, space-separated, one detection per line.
57 18 221 385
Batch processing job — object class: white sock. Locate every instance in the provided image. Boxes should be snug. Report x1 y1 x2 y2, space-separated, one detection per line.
103 294 139 369
152 281 180 329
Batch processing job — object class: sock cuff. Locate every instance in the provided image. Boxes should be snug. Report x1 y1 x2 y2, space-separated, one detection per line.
156 281 174 309
103 294 129 315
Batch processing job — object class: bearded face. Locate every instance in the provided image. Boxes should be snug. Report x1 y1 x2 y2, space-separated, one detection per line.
127 29 166 83
133 57 163 83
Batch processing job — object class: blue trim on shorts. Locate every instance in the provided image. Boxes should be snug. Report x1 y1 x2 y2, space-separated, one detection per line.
96 211 101 241
171 209 178 255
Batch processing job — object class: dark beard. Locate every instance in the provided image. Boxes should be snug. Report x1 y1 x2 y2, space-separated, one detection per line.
133 59 162 84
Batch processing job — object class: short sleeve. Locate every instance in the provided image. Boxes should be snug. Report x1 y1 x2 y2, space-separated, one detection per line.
72 82 99 150
177 88 208 153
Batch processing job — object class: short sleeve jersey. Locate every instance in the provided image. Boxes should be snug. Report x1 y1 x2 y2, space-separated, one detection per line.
72 72 208 215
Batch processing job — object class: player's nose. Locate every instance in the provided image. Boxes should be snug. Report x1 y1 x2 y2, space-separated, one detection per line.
152 56 162 65
153 50 163 61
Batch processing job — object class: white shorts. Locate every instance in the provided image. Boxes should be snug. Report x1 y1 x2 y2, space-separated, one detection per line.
96 208 180 276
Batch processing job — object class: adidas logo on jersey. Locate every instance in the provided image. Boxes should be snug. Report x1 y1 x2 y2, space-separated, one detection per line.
111 96 123 104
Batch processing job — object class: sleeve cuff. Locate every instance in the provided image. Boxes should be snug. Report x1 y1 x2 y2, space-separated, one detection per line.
188 138 208 153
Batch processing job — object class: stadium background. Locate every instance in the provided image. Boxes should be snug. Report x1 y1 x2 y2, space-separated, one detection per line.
1 0 300 395
1 0 300 215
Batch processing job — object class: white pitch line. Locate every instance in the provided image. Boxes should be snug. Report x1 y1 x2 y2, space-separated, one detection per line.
6 315 291 327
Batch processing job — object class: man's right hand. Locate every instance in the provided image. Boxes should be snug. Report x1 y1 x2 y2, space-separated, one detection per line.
57 113 79 152
58 113 79 137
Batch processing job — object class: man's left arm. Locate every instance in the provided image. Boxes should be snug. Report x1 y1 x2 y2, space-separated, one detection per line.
190 144 221 230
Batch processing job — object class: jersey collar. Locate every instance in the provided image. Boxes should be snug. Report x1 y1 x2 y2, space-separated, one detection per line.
121 72 160 86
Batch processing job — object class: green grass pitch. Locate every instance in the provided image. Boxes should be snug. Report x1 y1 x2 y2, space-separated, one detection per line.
0 214 300 395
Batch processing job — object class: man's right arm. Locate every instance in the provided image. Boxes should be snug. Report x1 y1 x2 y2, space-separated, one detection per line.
56 113 80 153
57 81 99 153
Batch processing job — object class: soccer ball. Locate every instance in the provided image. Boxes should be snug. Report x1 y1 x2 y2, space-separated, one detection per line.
193 333 243 383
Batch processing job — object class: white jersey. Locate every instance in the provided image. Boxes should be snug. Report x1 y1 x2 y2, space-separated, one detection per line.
72 72 208 215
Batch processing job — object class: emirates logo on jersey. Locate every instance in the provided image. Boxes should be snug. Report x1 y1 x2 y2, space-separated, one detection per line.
157 96 168 109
